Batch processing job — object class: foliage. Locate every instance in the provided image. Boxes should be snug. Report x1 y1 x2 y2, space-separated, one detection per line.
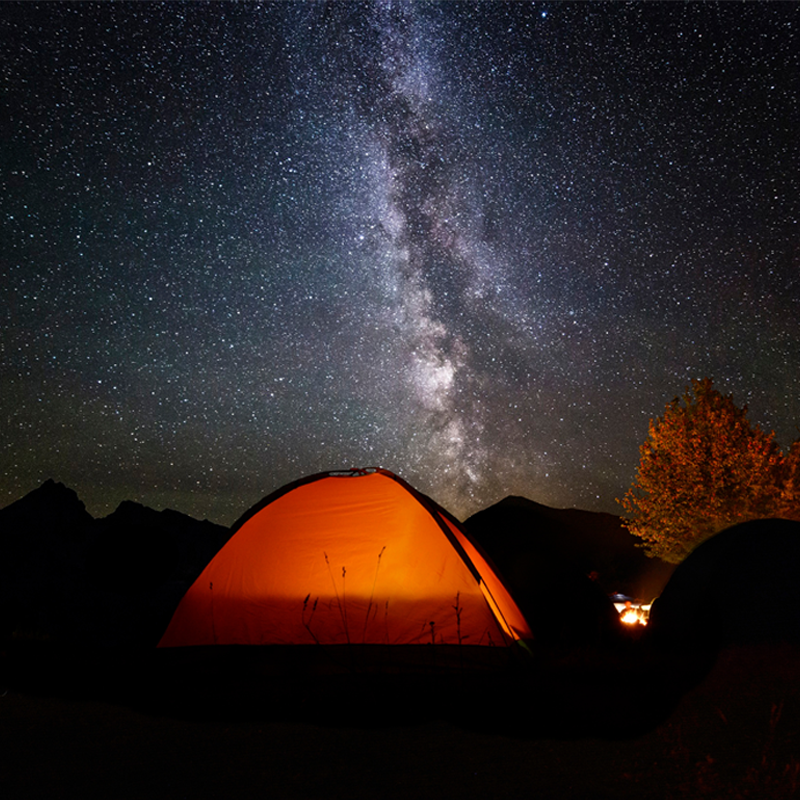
777 440 800 522
619 378 794 563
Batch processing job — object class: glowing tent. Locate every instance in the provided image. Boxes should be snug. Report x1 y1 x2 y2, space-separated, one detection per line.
158 469 532 654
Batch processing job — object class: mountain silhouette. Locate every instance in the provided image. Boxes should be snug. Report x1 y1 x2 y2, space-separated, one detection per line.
464 495 674 600
0 480 230 647
463 496 676 647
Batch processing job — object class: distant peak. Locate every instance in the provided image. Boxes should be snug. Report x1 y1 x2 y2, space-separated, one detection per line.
0 478 94 530
497 495 557 512
33 478 86 507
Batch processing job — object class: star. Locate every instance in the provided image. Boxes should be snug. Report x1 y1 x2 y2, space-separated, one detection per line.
1 1 798 524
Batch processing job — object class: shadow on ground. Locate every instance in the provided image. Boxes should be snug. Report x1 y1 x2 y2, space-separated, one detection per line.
1 626 717 742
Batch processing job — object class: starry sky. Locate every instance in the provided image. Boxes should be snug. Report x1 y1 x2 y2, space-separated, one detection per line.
2 1 799 525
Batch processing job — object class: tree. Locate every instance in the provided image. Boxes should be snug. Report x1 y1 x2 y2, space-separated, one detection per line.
778 439 800 522
619 378 785 563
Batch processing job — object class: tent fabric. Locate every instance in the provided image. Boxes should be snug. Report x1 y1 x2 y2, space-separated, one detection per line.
158 469 531 648
647 518 800 646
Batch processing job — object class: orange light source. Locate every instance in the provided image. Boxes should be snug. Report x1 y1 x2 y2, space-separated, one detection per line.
620 608 645 625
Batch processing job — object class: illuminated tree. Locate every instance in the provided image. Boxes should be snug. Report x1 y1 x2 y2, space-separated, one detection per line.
778 439 800 522
619 378 785 563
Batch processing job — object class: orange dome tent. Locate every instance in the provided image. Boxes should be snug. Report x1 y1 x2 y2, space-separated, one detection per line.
158 469 532 661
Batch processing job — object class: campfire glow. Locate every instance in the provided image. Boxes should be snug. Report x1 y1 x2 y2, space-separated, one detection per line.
613 600 651 626
620 608 646 626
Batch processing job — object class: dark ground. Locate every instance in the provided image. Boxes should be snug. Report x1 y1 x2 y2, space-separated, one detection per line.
2 641 799 800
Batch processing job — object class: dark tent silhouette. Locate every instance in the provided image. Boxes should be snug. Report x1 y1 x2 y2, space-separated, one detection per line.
647 518 800 648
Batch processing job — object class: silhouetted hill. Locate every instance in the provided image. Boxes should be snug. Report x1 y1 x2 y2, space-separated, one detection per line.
465 495 675 601
85 500 231 594
0 478 94 546
0 480 94 640
0 480 231 646
463 497 667 648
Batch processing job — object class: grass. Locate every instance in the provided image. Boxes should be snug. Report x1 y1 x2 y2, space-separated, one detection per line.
666 701 800 799
659 647 800 800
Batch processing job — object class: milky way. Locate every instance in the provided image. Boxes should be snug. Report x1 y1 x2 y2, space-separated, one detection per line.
2 2 799 524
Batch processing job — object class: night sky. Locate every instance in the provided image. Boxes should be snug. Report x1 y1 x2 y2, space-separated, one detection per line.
2 1 799 525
